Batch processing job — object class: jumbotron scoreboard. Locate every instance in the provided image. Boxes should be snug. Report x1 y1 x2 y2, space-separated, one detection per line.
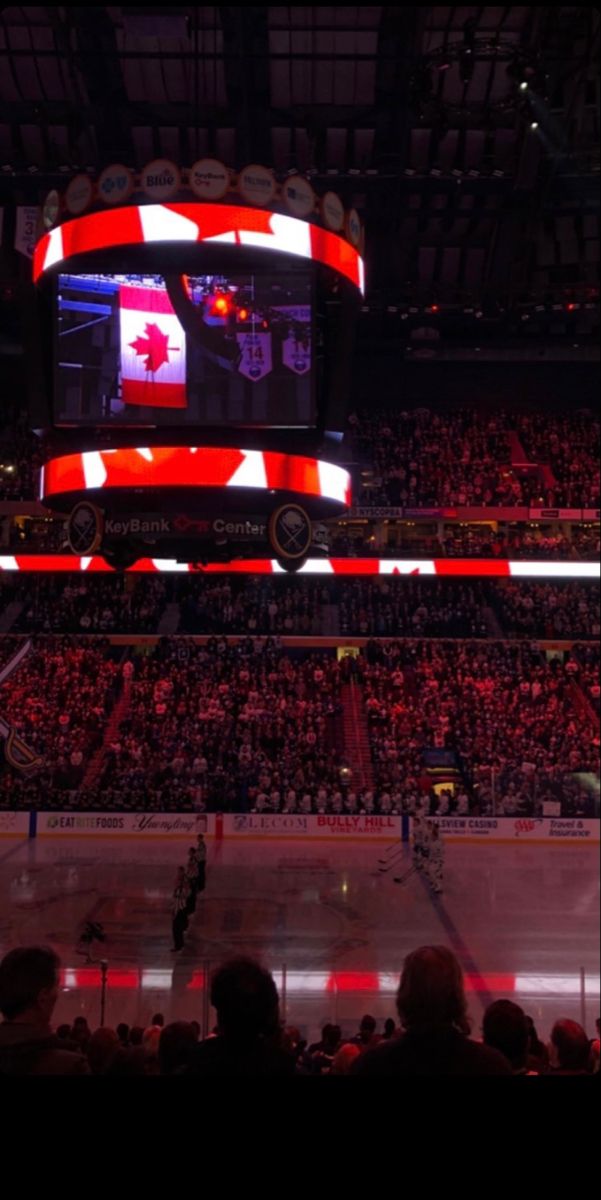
30 161 365 571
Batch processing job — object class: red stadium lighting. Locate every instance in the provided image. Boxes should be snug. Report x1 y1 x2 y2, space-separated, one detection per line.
238 307 249 321
211 294 232 317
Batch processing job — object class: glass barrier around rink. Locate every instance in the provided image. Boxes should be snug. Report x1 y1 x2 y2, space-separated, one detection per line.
51 958 601 1052
474 767 600 819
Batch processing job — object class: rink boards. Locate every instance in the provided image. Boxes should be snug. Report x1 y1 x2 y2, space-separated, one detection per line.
0 811 598 843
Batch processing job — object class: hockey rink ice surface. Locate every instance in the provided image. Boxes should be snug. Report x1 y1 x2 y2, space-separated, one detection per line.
1 837 599 1042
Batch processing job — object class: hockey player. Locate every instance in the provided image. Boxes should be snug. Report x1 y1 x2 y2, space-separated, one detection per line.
426 823 444 895
185 847 199 916
195 833 207 894
171 867 190 952
412 816 425 872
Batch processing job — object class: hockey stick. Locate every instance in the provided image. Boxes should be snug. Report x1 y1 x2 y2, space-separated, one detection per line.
393 865 417 885
377 846 406 873
378 840 404 864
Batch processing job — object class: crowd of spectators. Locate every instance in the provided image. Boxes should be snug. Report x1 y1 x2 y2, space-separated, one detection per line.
347 408 535 508
491 581 600 640
338 580 490 638
177 577 330 636
1 575 598 639
92 640 345 813
0 944 598 1077
0 640 121 807
0 636 597 817
573 643 601 716
438 525 598 560
361 639 599 818
346 407 601 510
10 575 168 635
516 412 600 509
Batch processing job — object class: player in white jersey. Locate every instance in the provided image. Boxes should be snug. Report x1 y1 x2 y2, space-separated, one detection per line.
412 816 425 872
426 822 444 894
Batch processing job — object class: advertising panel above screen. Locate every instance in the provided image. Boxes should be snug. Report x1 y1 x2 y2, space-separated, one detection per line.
54 270 314 428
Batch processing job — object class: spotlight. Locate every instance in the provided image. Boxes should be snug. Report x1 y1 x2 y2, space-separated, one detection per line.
530 121 539 130
520 81 529 92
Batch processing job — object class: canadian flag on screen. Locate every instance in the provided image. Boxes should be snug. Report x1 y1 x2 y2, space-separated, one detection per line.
119 284 187 408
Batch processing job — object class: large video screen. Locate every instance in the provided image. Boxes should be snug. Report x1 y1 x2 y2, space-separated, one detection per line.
54 271 314 427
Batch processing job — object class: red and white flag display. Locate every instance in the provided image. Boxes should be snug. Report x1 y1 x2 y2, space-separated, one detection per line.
119 283 187 408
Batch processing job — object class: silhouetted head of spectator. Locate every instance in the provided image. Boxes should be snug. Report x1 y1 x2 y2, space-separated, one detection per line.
358 1014 377 1044
129 1025 144 1046
331 1044 361 1075
0 946 60 1025
151 1012 165 1028
549 1019 590 1073
116 1022 129 1046
397 945 470 1035
56 1024 72 1040
71 1016 91 1048
483 1000 529 1072
190 1020 201 1041
319 1023 341 1054
159 1021 198 1076
383 1018 397 1040
87 1027 119 1075
210 958 280 1043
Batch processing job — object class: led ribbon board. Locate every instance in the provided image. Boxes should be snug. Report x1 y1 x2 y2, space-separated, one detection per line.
0 557 598 579
33 203 365 293
40 447 352 510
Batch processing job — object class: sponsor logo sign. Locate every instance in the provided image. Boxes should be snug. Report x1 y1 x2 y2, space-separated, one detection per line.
321 191 345 232
315 815 400 836
37 812 214 836
282 174 316 218
65 174 94 216
351 507 404 519
104 516 170 538
189 158 230 200
431 817 599 842
225 814 401 838
140 159 181 201
238 164 276 206
213 517 266 539
97 163 134 206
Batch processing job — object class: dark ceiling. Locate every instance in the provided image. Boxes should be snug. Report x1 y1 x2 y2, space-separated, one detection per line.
0 6 599 347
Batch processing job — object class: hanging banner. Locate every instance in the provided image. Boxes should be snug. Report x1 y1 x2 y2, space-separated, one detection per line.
236 331 272 381
119 282 187 408
275 305 311 375
15 206 40 258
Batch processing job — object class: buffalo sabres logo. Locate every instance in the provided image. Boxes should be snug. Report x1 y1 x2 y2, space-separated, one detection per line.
268 503 312 560
67 502 104 556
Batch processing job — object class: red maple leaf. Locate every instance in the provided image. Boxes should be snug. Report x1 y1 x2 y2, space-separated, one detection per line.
129 322 178 373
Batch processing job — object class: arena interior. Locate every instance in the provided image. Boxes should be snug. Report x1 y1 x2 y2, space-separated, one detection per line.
0 5 599 1080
